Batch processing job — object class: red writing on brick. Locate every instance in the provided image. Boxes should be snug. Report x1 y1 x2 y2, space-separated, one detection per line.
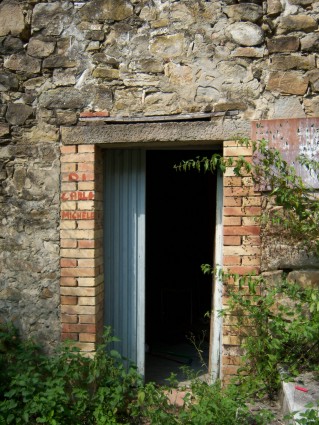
61 211 95 220
68 173 87 181
61 191 94 201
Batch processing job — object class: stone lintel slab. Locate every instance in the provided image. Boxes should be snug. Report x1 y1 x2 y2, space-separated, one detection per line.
61 119 250 146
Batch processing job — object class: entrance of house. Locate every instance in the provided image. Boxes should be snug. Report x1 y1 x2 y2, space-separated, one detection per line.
104 148 221 382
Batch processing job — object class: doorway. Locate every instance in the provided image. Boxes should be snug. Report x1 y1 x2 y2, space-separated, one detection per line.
103 148 220 382
145 150 217 383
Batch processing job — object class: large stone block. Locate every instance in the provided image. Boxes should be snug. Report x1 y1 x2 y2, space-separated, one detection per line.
271 96 306 118
228 22 264 46
287 270 319 288
4 54 41 75
267 36 300 53
32 2 73 36
6 103 33 125
80 0 133 21
0 36 24 55
277 15 318 35
224 4 263 23
267 0 282 15
307 70 319 93
266 71 308 95
39 88 86 109
0 1 25 37
27 39 55 59
270 54 315 71
150 34 185 59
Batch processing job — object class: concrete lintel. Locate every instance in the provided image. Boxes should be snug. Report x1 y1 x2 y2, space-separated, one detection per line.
61 119 250 146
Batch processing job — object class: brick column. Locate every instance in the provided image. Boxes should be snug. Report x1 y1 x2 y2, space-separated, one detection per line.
60 144 104 352
221 141 261 382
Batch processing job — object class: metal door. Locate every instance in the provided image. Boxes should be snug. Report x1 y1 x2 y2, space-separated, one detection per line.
104 150 145 375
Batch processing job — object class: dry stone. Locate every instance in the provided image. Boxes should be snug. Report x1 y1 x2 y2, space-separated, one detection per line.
270 54 315 70
32 2 73 36
304 96 319 116
307 70 319 92
43 55 77 69
267 36 300 53
0 123 10 138
224 4 263 23
0 36 24 55
39 88 86 109
150 34 185 59
27 39 55 59
301 33 319 52
6 104 33 126
4 54 41 75
0 71 19 91
287 270 319 288
228 22 264 46
267 0 283 15
80 0 133 21
92 66 120 80
271 96 306 118
0 1 25 37
266 71 308 95
277 15 318 34
232 47 265 57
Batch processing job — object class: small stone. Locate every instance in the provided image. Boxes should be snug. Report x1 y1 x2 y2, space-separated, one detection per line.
277 15 318 35
151 19 170 29
224 4 263 23
307 70 319 92
80 0 133 21
4 54 41 75
43 55 77 69
232 47 265 57
150 34 185 59
23 77 46 90
270 54 315 71
56 110 78 126
0 288 21 301
5 103 33 125
129 59 163 74
53 69 76 87
304 97 319 117
0 70 19 90
86 30 105 41
301 33 319 52
86 41 100 51
0 123 10 137
40 288 53 299
27 39 55 58
213 101 247 111
267 36 300 53
0 36 24 55
267 0 282 15
266 71 308 95
0 1 25 37
228 22 264 46
288 0 314 5
164 62 193 85
92 66 120 79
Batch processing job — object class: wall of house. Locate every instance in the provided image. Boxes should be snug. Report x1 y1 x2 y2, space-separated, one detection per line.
0 0 318 367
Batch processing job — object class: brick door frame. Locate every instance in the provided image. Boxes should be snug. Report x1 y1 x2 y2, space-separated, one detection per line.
60 121 261 381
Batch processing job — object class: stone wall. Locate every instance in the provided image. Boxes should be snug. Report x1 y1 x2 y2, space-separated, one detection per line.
1 0 319 357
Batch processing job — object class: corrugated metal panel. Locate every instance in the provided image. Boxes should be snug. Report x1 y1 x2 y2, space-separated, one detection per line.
252 118 319 188
104 150 145 375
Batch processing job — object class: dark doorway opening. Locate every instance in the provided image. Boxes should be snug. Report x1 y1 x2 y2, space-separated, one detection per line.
145 150 218 383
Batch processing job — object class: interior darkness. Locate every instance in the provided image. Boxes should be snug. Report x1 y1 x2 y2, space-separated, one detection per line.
146 150 217 347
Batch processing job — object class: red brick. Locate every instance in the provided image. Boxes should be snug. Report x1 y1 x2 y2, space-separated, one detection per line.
60 277 77 287
223 197 242 207
61 145 77 154
242 256 260 266
61 267 97 277
224 226 260 236
79 314 97 324
60 239 78 248
61 314 78 323
223 207 261 216
224 236 241 246
78 162 95 172
61 295 77 305
62 323 96 333
78 144 96 153
224 256 241 266
224 187 260 197
61 332 78 341
222 355 242 366
224 217 241 226
224 177 242 187
79 333 97 342
225 266 260 275
78 240 95 248
60 258 77 267
223 147 252 157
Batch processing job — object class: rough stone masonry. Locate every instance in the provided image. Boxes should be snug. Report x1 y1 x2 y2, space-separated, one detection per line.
1 0 319 374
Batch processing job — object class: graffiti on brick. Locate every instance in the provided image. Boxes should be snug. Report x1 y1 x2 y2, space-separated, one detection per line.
61 191 94 201
61 211 95 220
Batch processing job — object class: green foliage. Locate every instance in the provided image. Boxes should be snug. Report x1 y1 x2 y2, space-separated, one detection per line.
221 273 319 398
0 324 273 425
0 325 141 425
